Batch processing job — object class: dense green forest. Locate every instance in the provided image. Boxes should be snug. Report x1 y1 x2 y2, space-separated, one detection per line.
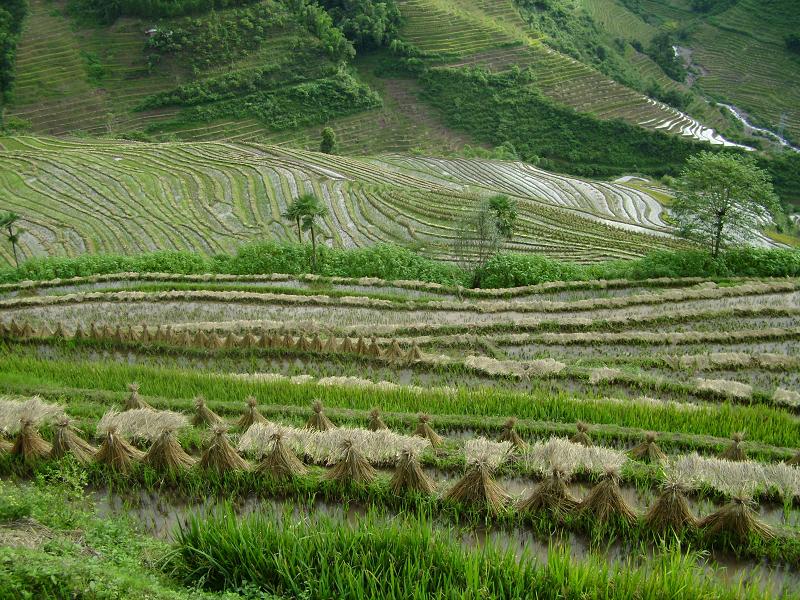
0 0 26 106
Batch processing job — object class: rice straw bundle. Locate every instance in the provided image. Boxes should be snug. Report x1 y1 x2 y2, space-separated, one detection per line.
629 432 666 463
310 334 324 352
699 497 774 541
305 400 334 431
198 426 249 473
0 430 11 453
367 408 388 431
385 340 404 362
144 429 196 472
192 396 223 427
390 446 436 495
340 337 355 353
237 396 268 430
518 469 579 518
579 467 637 526
644 482 697 532
296 335 311 352
323 335 339 353
570 422 592 446
50 418 96 464
498 418 526 449
355 337 368 354
444 438 512 513
407 343 424 362
255 431 308 479
414 414 443 447
324 438 377 484
94 426 144 473
281 332 295 349
719 432 747 461
124 383 153 411
12 419 52 464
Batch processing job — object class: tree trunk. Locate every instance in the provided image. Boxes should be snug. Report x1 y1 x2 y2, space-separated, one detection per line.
712 215 724 258
310 227 317 272
295 218 302 243
7 225 17 268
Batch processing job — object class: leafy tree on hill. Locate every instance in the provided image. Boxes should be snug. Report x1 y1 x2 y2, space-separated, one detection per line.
672 152 780 258
300 195 329 272
282 195 313 242
320 127 337 154
487 195 517 240
319 0 400 48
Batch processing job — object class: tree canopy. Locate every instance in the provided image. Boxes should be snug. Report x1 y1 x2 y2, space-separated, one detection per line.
671 152 780 257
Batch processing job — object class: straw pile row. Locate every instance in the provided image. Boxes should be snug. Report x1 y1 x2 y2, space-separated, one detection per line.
0 320 425 363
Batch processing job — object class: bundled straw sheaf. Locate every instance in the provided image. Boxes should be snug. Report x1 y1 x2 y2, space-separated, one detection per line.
255 429 308 479
390 445 436 495
695 378 752 400
124 383 153 411
498 418 526 449
629 432 667 463
94 427 145 473
51 418 96 464
97 408 189 442
237 396 268 430
144 430 196 472
414 414 443 447
305 399 335 431
199 426 249 473
325 438 377 484
644 464 699 532
192 396 223 427
445 438 512 513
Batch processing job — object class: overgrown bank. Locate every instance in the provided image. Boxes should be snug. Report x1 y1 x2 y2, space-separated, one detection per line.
1 242 799 288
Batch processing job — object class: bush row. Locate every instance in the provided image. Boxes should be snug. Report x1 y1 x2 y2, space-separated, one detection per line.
1 242 799 287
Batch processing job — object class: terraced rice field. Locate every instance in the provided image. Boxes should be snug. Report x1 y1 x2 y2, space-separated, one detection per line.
0 135 692 267
1 271 800 596
395 0 748 147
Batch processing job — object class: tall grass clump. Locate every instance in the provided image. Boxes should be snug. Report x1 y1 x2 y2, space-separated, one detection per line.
166 505 774 599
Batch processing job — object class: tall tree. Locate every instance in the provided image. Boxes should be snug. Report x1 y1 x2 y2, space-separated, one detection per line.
452 202 501 288
300 195 329 272
282 195 313 243
487 195 517 240
320 127 337 154
0 211 21 267
672 152 779 258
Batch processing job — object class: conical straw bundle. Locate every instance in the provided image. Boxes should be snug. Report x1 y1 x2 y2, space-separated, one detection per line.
324 438 377 484
12 419 52 464
629 432 666 463
237 396 268 430
94 427 144 474
295 335 311 352
644 481 697 532
699 497 774 541
355 337 368 355
310 333 324 352
390 447 436 495
367 408 388 431
255 431 308 479
144 429 196 472
198 426 249 473
385 339 404 362
367 337 383 358
192 396 223 428
124 383 153 411
579 468 638 526
407 343 424 362
498 418 526 449
569 421 592 446
445 438 512 513
518 469 579 518
50 418 96 464
0 396 66 434
340 337 355 353
305 399 334 431
719 432 747 461
414 414 442 447
281 331 295 349
323 335 339 353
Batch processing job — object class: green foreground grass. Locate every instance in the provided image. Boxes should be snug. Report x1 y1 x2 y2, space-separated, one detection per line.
0 475 795 600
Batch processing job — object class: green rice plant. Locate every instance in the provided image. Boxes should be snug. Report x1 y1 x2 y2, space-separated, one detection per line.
165 503 785 599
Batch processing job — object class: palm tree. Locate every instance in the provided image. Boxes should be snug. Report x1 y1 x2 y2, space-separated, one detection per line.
299 196 328 272
282 195 313 243
0 212 21 267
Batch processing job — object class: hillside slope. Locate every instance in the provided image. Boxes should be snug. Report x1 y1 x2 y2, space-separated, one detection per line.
0 135 690 267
